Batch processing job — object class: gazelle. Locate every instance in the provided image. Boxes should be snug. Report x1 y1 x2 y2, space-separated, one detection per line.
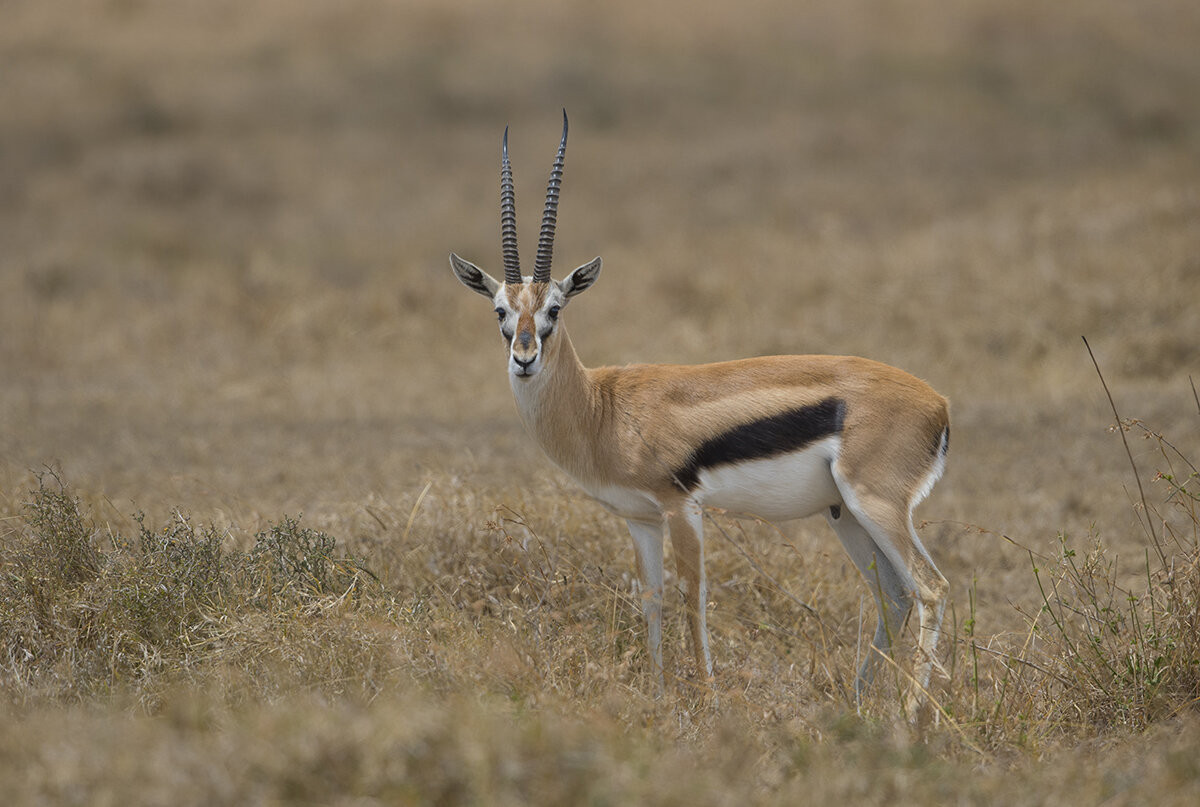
450 112 950 709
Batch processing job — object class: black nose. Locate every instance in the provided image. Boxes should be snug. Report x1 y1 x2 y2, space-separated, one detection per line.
513 354 535 368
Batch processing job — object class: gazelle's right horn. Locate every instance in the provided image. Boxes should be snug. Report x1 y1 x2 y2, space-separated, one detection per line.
500 127 522 285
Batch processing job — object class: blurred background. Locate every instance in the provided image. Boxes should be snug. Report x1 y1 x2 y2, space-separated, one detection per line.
1 0 1198 556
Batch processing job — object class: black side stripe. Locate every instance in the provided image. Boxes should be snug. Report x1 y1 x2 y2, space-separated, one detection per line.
673 398 846 491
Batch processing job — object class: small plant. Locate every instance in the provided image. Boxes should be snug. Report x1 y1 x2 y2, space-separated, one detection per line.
20 470 100 588
245 514 378 603
1025 485 1200 731
1013 355 1200 732
117 510 230 651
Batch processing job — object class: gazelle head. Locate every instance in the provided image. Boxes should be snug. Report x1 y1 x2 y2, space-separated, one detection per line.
450 111 602 380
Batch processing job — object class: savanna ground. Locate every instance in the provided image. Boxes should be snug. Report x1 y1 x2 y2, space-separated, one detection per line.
2 0 1200 803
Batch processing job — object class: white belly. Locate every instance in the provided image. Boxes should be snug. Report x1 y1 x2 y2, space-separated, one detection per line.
695 437 841 521
576 438 841 523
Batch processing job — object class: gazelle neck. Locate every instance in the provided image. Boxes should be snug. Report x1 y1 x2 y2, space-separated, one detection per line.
509 322 602 482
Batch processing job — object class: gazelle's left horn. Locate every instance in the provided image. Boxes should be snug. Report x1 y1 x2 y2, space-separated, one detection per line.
532 109 568 284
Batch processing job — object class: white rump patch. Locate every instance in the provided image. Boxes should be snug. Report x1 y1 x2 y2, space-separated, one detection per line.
912 430 948 507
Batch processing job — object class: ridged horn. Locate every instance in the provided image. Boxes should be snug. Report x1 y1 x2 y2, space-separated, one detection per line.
500 127 522 285
532 109 568 284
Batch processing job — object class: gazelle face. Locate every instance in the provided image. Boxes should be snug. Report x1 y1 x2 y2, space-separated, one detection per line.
494 280 562 378
449 255 602 380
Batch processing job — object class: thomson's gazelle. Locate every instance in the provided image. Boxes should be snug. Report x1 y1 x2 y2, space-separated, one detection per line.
450 112 950 709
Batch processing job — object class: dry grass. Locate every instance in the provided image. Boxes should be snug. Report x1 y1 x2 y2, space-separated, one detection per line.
2 0 1200 803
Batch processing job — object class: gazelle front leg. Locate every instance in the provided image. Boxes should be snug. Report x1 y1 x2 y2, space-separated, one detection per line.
626 518 665 688
666 501 713 680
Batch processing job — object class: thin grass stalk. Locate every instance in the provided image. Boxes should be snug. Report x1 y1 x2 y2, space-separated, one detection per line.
1083 336 1166 567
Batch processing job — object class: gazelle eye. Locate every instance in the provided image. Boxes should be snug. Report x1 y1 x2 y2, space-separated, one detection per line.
495 308 507 322
547 305 561 321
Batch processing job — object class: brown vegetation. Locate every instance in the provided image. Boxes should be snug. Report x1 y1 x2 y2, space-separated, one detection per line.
2 0 1199 803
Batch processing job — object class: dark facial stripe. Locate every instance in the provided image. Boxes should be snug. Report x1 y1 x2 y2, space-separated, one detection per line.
673 398 846 491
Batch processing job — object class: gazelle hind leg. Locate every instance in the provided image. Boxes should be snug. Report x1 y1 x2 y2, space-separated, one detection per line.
666 501 713 680
905 509 949 703
833 474 949 708
626 518 665 688
824 506 912 697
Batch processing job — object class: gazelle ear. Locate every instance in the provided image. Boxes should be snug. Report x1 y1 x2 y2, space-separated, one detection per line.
558 257 602 298
450 253 502 299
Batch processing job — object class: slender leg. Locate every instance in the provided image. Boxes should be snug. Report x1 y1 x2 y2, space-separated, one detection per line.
626 518 665 687
665 501 712 679
825 506 912 697
832 472 948 711
901 513 949 708
867 509 947 710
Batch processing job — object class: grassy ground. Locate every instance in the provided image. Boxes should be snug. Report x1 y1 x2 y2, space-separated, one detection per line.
2 0 1200 803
